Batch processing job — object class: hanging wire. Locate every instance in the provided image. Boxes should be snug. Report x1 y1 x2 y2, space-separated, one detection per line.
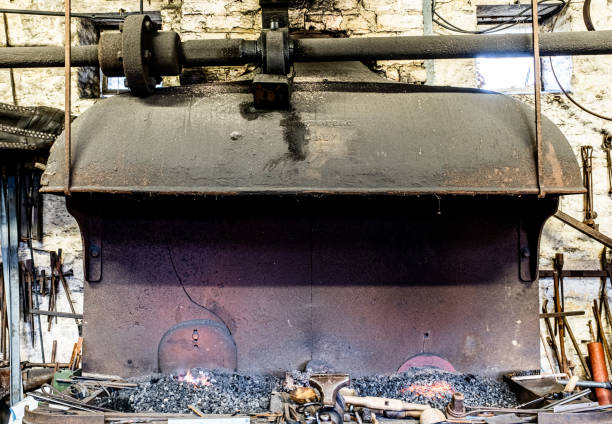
432 0 565 34
548 0 612 121
166 246 232 334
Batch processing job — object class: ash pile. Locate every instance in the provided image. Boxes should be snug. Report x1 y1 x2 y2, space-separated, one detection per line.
99 370 282 414
98 367 517 414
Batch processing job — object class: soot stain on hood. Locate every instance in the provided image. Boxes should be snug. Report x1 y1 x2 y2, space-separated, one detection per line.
263 108 310 172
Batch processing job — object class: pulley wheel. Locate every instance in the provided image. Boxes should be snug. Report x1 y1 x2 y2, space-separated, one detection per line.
158 319 237 374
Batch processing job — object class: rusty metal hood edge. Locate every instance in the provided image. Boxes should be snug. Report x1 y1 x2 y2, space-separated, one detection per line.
40 64 584 197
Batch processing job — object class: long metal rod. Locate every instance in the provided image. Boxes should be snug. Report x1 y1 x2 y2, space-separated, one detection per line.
531 0 545 198
554 211 612 248
2 14 17 106
291 31 612 62
64 0 71 196
539 310 584 318
0 46 98 68
0 8 118 19
0 173 22 405
30 309 83 319
563 316 592 379
1 30 612 69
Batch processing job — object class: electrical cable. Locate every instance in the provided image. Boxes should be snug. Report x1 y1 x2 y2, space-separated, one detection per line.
166 246 232 333
583 0 595 31
432 0 565 34
549 58 612 121
548 1 612 121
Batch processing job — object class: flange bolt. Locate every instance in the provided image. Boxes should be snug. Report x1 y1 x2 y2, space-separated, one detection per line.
446 392 465 418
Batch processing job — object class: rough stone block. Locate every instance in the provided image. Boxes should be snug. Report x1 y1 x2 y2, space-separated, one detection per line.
376 12 423 31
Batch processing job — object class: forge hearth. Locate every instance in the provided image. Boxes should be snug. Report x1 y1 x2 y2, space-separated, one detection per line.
98 368 518 414
40 62 584 378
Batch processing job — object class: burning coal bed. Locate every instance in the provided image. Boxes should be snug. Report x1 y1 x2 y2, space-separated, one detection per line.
97 367 517 414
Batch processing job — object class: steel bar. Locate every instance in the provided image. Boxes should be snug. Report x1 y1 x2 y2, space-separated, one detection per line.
0 272 5 357
0 173 22 405
553 269 567 373
539 311 584 318
2 13 17 106
55 260 79 324
604 136 612 197
581 146 597 227
1 31 612 69
30 309 83 319
542 389 592 410
51 340 57 363
0 45 97 68
27 248 45 363
0 8 143 19
540 269 608 278
542 300 562 371
64 0 71 196
563 316 591 379
291 31 612 61
531 0 545 198
554 211 612 248
593 300 612 368
557 378 611 389
27 392 108 413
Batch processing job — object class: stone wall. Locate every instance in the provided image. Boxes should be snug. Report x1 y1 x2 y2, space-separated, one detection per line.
1 0 612 376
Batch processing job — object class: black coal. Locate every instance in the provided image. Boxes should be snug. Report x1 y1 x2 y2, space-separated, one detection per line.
98 368 517 414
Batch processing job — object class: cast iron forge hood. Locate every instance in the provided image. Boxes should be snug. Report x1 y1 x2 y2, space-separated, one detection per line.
40 63 583 196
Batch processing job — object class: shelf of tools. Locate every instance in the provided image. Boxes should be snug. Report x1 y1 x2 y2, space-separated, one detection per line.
0 102 74 404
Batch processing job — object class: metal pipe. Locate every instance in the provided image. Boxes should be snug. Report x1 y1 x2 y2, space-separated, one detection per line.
292 31 612 61
0 45 98 68
557 379 612 390
1 30 612 70
587 342 612 405
180 39 259 67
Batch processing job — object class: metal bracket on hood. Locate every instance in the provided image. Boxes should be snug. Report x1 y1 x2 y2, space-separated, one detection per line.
519 197 559 283
84 215 102 282
519 219 535 282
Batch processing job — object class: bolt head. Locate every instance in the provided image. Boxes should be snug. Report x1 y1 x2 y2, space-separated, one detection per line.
90 246 100 258
143 49 152 60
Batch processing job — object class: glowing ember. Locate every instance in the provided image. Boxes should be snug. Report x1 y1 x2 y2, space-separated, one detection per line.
401 381 454 399
177 370 211 387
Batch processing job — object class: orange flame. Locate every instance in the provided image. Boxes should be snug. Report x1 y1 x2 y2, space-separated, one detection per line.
401 381 454 399
178 370 211 387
